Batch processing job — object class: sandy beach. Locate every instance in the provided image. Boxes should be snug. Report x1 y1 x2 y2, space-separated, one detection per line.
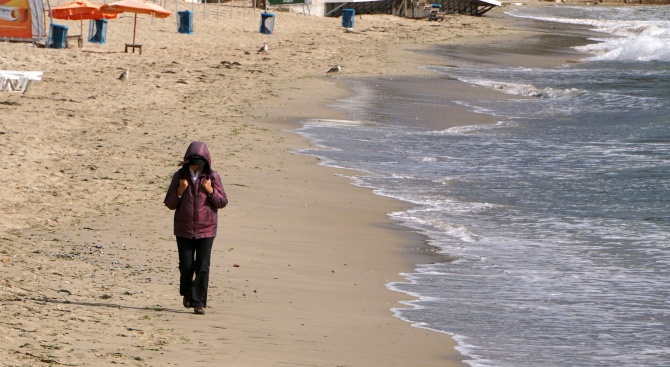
1 2 554 366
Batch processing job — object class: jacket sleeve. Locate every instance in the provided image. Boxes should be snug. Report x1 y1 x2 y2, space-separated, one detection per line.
164 171 182 210
208 172 228 209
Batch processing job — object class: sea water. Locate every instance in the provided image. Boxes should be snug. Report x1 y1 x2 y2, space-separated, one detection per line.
295 6 670 367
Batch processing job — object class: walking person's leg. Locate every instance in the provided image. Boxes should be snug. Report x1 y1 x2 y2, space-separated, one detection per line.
176 237 196 307
191 237 214 314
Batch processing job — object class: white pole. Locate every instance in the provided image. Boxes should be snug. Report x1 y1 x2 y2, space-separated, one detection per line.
217 0 220 20
203 0 205 19
230 0 232 18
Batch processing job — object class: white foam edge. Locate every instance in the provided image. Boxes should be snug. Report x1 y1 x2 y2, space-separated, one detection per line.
387 276 493 367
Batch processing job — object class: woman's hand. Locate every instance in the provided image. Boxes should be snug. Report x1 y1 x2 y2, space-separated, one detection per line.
177 179 189 197
201 179 213 196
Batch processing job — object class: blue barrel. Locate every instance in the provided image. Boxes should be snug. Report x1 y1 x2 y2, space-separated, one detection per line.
259 12 275 35
342 9 355 29
88 19 108 44
49 24 68 49
178 10 193 34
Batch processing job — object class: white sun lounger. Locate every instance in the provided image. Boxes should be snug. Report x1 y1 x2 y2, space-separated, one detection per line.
0 71 43 93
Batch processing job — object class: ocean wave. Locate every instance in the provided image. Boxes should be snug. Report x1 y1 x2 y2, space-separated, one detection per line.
418 121 516 136
300 118 368 127
508 6 670 63
458 77 583 99
578 35 670 62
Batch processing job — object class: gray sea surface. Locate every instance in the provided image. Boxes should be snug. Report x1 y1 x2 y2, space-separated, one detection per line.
296 6 670 367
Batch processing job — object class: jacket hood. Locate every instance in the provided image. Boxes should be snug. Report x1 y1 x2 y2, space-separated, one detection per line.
181 141 213 171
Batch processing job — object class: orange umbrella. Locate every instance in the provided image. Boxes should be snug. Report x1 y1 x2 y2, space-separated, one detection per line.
51 0 118 37
100 0 171 45
51 0 118 20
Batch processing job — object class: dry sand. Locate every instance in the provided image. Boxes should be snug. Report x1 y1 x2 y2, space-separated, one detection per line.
1 2 543 366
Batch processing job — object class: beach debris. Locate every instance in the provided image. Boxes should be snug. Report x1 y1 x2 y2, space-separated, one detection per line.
257 42 268 53
327 65 341 73
233 263 240 267
220 60 242 69
118 69 130 82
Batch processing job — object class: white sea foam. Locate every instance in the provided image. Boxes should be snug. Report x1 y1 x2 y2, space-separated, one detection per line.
508 6 670 62
300 118 368 127
579 35 670 62
388 273 500 367
427 120 517 136
390 209 481 243
452 76 584 99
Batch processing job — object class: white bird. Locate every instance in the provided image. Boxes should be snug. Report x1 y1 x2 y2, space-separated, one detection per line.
257 42 268 53
118 69 130 82
326 65 341 73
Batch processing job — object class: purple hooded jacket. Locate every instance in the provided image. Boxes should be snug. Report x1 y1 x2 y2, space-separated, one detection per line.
164 142 228 239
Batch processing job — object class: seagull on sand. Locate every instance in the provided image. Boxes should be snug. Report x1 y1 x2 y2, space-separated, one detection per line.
327 65 341 73
257 42 268 53
118 69 130 82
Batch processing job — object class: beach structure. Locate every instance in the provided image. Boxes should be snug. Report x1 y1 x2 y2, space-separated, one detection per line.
433 0 500 16
0 0 45 42
296 0 499 17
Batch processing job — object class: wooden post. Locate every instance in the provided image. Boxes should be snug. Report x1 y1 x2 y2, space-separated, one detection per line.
132 13 137 44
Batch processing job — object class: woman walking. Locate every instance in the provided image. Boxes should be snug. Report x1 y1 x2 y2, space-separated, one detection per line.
164 141 228 315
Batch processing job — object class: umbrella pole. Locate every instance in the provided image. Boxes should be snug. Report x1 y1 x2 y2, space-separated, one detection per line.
133 13 137 44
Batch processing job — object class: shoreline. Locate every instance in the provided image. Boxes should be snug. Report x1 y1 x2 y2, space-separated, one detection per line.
0 3 587 366
278 6 602 364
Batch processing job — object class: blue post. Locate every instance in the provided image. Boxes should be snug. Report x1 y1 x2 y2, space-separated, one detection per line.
342 9 355 29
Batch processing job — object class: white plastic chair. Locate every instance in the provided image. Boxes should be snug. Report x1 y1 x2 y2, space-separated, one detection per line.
0 71 43 93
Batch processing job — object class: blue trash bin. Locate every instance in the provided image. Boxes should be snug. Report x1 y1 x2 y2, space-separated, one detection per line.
49 24 68 49
178 10 193 34
342 9 355 29
88 19 108 44
259 12 275 35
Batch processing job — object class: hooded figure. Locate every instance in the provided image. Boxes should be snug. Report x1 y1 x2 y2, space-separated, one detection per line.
164 141 228 315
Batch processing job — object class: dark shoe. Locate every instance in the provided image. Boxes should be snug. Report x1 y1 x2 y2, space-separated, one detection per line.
183 296 192 308
194 306 205 315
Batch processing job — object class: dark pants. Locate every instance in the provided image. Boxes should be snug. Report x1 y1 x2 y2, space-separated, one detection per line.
176 236 214 308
